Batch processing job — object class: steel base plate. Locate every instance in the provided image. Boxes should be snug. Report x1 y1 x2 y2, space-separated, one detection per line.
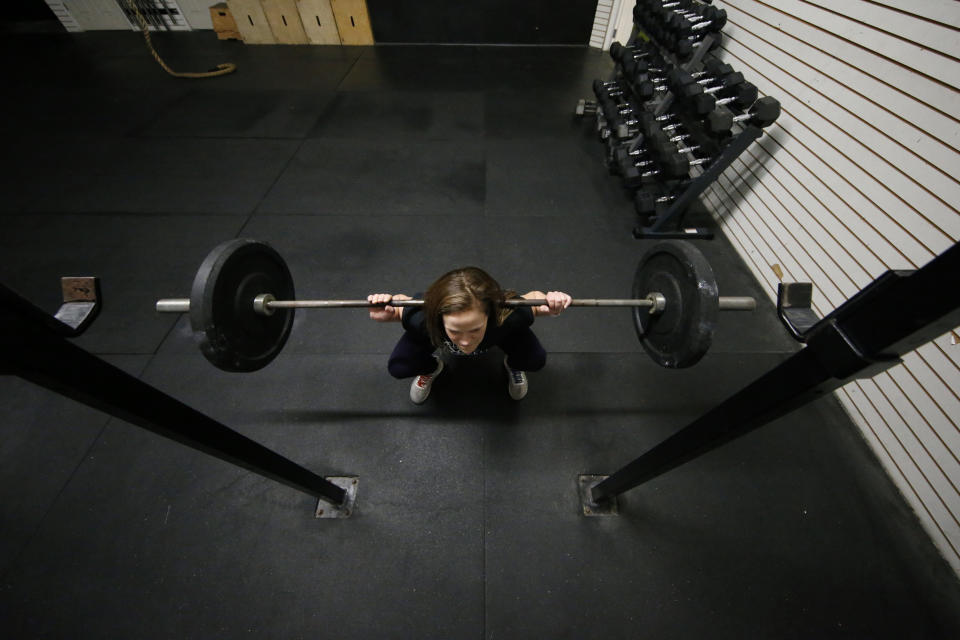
316 476 358 519
578 475 619 517
633 226 714 239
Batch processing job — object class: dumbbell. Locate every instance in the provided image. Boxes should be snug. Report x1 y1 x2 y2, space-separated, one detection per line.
616 120 688 162
640 138 694 178
674 31 722 61
621 159 689 187
637 1 724 47
609 41 660 64
671 6 727 36
677 69 744 98
702 57 734 78
614 125 691 180
615 42 667 66
704 96 782 135
593 79 624 97
622 56 669 80
669 68 744 96
655 141 716 173
614 108 666 139
635 188 678 217
599 95 665 139
574 99 598 117
619 156 660 188
595 92 633 123
617 107 683 142
629 78 669 102
668 68 741 112
640 0 694 9
595 81 646 115
633 111 692 144
676 78 759 115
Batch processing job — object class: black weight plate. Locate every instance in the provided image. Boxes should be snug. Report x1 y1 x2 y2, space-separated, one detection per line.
189 239 295 372
632 241 719 368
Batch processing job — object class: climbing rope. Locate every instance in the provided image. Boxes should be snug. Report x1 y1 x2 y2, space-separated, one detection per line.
124 0 237 79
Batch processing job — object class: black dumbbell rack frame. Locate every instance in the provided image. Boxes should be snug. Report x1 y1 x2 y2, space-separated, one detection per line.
588 9 775 240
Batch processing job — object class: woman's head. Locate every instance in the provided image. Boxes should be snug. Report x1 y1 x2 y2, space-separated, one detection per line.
424 267 506 352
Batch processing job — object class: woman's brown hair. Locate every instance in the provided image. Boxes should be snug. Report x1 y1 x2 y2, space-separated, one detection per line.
423 267 516 348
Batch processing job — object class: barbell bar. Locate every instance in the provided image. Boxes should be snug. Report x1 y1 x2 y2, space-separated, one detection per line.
156 238 759 372
156 294 756 314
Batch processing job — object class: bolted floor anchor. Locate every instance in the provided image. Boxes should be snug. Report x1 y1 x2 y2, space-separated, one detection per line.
578 475 619 517
316 477 359 519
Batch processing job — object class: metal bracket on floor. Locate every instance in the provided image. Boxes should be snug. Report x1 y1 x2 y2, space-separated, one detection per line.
316 477 359 519
776 282 821 343
54 276 101 336
578 475 619 517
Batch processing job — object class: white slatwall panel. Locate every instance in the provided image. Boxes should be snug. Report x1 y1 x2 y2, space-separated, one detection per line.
173 0 213 29
699 0 960 574
52 1 192 31
590 0 616 48
45 1 83 31
59 0 130 30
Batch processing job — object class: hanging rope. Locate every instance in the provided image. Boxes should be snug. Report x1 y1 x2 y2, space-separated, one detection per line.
125 0 237 79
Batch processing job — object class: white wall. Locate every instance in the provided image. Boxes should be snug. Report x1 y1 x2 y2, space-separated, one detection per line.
176 0 214 29
52 1 196 30
694 0 960 574
601 0 636 51
590 0 615 49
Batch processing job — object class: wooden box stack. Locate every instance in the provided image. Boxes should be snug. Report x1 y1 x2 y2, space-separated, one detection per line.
223 1 373 45
209 2 242 41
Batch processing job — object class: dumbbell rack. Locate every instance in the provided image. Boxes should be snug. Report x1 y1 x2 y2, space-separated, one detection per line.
638 101 762 239
578 0 779 240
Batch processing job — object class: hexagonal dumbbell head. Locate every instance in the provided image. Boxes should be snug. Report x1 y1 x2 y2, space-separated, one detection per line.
750 96 781 127
728 81 759 109
660 151 691 178
706 110 734 135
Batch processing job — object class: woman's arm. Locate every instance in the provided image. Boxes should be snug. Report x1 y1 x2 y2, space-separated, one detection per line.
367 293 412 322
522 291 573 317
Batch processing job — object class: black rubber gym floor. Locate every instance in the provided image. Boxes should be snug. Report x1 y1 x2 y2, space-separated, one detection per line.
1 30 959 639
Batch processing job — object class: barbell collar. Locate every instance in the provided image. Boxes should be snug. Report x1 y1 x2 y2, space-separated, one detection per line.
717 296 756 311
156 298 191 313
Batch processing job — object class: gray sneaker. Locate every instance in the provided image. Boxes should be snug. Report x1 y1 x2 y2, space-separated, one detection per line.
503 356 528 400
410 358 443 404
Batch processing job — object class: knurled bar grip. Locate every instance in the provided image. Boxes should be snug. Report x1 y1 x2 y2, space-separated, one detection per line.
155 296 757 313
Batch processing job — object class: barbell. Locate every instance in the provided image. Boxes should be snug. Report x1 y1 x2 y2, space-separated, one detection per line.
156 239 757 372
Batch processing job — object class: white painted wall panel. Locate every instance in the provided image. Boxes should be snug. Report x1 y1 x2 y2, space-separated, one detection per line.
728 1 960 138
590 0 616 48
869 0 960 28
719 8 960 223
175 0 214 29
773 0 960 88
45 1 84 31
717 23 956 259
804 0 960 59
694 0 960 574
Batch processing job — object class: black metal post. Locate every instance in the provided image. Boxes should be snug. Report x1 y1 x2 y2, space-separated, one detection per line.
0 283 347 507
592 241 960 503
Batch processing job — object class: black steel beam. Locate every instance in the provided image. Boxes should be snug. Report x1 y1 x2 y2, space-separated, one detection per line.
0 282 347 507
592 241 960 503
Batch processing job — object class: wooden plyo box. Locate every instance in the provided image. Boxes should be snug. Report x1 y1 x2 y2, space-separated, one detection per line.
227 0 276 44
297 0 341 45
330 0 373 45
262 0 309 44
209 2 242 41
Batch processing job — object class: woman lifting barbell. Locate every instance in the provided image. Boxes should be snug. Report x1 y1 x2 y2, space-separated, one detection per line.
368 266 572 404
